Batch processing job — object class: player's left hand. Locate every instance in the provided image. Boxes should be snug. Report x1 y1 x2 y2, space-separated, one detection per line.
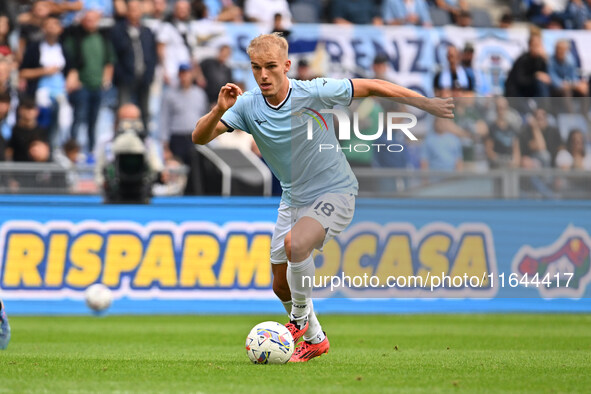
426 97 455 119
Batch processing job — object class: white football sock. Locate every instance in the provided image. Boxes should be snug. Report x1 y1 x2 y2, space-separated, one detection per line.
287 254 315 327
281 300 292 317
303 299 325 344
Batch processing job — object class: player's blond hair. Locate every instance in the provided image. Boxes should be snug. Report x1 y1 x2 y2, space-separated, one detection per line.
246 33 289 59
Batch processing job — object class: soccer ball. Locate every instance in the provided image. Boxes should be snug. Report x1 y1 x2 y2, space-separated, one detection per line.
245 321 294 364
85 284 113 312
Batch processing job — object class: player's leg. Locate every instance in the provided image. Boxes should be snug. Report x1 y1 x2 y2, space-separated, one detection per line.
273 252 323 343
288 193 356 362
0 299 10 350
272 261 316 343
284 218 324 331
284 218 328 357
271 262 291 316
270 201 310 341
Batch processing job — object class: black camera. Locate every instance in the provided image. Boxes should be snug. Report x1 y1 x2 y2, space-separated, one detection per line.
102 120 155 204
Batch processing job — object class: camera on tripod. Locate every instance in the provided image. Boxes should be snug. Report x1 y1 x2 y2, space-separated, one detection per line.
101 118 157 204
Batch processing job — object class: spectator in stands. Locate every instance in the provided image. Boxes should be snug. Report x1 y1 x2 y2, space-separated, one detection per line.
53 138 83 190
200 45 233 106
113 0 153 18
341 99 379 168
0 58 14 95
244 0 292 26
460 42 478 88
549 40 588 98
60 138 82 164
52 0 84 27
433 45 474 96
95 103 164 191
295 59 315 81
0 92 9 160
192 0 208 20
382 0 432 26
432 0 468 23
564 0 591 29
157 0 203 88
27 139 51 162
462 43 494 95
18 1 83 29
20 15 65 98
526 0 568 28
111 0 157 130
160 64 208 194
371 53 398 84
547 14 565 29
420 117 463 171
520 108 562 168
499 11 514 28
486 96 523 132
192 0 242 22
144 0 168 121
454 95 489 169
82 1 114 17
556 129 591 170
145 0 169 34
504 33 551 99
456 9 472 27
0 14 13 57
485 96 521 168
64 10 115 153
152 153 187 196
17 0 52 62
0 86 14 146
19 16 67 147
368 55 409 170
332 0 383 25
271 13 291 40
7 98 48 162
373 104 410 171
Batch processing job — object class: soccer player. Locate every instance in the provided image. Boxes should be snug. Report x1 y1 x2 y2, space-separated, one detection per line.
192 33 453 362
0 300 10 349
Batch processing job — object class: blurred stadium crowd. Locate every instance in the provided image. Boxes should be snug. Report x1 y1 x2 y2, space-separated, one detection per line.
0 0 589 197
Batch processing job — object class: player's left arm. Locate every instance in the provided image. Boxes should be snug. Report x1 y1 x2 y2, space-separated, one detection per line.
351 79 454 119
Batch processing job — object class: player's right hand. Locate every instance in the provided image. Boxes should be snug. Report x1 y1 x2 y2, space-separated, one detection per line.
426 97 455 119
217 83 243 111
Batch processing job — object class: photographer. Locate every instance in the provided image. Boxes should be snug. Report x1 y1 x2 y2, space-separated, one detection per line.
96 103 164 203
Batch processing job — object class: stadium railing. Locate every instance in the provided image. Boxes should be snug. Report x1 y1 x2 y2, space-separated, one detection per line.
0 162 588 199
353 167 591 199
0 162 189 196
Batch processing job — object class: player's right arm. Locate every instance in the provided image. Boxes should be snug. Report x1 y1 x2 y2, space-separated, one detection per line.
192 83 243 145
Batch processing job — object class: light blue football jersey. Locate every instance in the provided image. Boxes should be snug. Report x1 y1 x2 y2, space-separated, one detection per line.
221 78 359 207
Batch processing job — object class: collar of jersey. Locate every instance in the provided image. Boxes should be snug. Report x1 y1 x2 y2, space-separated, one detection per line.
263 79 292 111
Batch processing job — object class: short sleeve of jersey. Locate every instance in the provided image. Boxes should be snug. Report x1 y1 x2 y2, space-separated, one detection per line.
220 95 249 133
316 78 354 108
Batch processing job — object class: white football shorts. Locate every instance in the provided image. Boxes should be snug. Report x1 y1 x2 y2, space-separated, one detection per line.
270 193 356 264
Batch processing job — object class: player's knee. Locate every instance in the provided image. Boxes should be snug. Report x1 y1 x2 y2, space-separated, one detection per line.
288 237 309 263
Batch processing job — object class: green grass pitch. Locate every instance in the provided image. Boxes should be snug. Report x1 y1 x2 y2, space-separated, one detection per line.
2 314 591 393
